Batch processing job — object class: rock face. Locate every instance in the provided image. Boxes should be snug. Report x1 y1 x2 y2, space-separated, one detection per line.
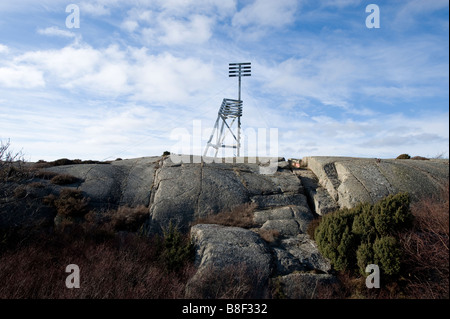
274 272 337 299
303 156 449 213
186 224 273 298
45 157 161 208
190 224 272 272
273 235 331 275
47 156 311 233
38 154 449 298
294 168 339 216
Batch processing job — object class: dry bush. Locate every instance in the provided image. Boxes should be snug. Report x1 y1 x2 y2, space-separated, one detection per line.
411 156 429 161
306 216 322 240
34 170 60 180
255 228 280 243
109 205 149 232
50 174 81 185
13 185 27 198
192 202 257 228
186 263 267 299
28 182 45 188
44 189 89 217
0 231 196 299
398 184 449 298
0 139 27 183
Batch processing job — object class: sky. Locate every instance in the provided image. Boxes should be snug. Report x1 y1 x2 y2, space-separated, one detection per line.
0 0 448 162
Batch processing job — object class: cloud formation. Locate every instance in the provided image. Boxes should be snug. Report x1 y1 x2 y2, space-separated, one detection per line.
0 0 448 161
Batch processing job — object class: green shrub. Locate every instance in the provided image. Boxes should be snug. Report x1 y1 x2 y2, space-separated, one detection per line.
352 203 376 242
373 236 401 276
373 192 412 235
396 154 411 159
356 243 374 275
315 192 412 277
160 223 195 273
314 208 359 271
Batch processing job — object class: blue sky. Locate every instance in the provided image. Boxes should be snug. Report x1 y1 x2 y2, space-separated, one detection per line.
0 0 448 161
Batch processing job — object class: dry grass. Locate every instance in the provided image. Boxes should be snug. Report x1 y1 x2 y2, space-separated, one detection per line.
0 228 196 299
50 174 81 185
306 216 322 240
192 202 258 228
398 185 449 298
109 205 149 232
33 170 60 180
44 189 90 217
186 263 268 299
255 228 280 243
411 156 429 160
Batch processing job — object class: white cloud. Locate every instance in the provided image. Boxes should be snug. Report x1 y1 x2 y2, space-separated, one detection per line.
321 0 361 8
232 0 298 28
121 19 139 33
3 43 217 102
158 15 214 45
0 44 9 54
283 112 449 159
0 65 45 88
79 2 111 16
156 0 236 18
256 56 358 108
0 0 447 162
394 0 449 29
37 26 77 38
15 45 102 80
253 32 448 109
130 52 217 103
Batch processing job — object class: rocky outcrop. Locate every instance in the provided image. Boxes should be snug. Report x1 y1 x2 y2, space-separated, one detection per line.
186 224 273 298
273 272 337 299
302 156 449 213
37 154 449 298
253 205 312 236
294 168 339 216
273 235 331 275
45 156 161 208
46 156 311 233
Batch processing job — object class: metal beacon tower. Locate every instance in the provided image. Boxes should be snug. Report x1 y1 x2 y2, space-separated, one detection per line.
203 62 251 158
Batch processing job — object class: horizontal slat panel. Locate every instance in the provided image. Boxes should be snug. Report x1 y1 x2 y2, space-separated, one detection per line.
229 71 251 74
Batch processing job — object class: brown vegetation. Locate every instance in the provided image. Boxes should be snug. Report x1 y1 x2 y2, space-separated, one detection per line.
192 202 257 228
50 174 81 185
397 185 449 298
33 158 111 169
0 224 195 298
186 263 268 299
254 228 280 243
